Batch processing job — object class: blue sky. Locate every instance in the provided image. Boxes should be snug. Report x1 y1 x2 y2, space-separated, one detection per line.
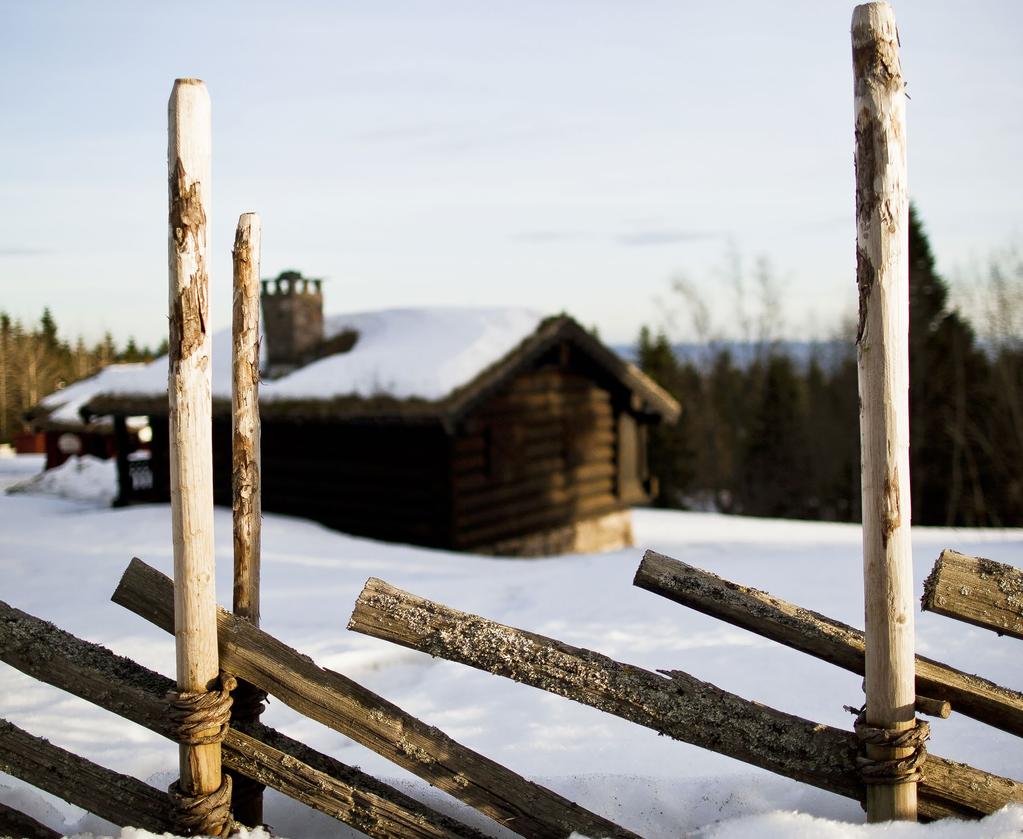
1 1 1020 348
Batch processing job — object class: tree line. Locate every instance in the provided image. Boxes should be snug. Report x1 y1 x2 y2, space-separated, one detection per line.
0 310 165 443
639 207 1023 527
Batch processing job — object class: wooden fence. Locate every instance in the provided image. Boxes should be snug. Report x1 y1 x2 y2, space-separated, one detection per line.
2 3 1020 835
347 552 1023 823
3 542 1020 836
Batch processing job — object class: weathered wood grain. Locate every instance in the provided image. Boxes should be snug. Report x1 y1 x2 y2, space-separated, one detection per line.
0 801 62 839
348 577 1023 821
167 76 222 801
231 210 265 827
634 550 1023 737
231 211 262 628
0 718 172 833
0 599 484 839
922 550 1023 640
112 558 638 839
853 1 915 819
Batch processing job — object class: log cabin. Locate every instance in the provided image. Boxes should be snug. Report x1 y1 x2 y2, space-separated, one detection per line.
24 364 151 471
82 273 679 555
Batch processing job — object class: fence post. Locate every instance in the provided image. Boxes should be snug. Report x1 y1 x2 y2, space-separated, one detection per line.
167 78 229 835
852 3 918 822
230 211 265 826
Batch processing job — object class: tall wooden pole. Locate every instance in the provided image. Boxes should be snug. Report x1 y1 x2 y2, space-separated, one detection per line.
167 78 222 799
232 212 262 627
852 3 916 822
230 212 263 827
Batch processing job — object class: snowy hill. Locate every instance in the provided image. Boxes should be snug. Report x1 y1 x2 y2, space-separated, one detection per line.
0 455 1021 838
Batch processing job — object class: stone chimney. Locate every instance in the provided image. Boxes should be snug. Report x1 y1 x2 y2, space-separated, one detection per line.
261 270 324 376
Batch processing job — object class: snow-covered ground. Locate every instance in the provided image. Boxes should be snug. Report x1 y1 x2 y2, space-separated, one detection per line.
1 455 1021 838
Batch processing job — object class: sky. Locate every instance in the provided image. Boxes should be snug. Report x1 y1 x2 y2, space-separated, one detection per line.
1 1 1020 349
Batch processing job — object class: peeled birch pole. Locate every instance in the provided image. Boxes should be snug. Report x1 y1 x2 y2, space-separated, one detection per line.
852 4 916 822
168 78 222 803
231 212 264 827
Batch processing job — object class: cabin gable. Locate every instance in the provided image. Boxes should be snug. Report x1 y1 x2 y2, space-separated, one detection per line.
449 340 649 554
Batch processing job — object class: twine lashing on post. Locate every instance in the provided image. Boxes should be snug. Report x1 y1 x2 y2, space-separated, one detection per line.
168 672 237 745
846 705 930 786
168 773 233 837
230 679 268 725
168 672 237 835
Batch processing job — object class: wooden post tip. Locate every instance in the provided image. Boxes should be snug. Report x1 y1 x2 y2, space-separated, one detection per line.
852 2 897 34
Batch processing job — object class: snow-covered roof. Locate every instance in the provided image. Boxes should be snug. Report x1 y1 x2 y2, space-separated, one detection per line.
83 307 543 403
33 363 150 427
80 306 679 424
269 307 545 402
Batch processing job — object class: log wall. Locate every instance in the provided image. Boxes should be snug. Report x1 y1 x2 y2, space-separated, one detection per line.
143 417 452 546
452 364 626 550
122 356 654 554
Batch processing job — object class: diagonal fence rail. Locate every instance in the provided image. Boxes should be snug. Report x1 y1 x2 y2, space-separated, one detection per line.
347 575 1023 822
112 557 639 839
0 598 484 839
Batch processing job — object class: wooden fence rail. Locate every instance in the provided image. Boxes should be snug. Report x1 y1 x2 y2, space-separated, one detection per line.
635 550 1023 737
112 557 638 839
922 550 1023 641
347 577 1023 821
0 598 483 839
0 718 173 834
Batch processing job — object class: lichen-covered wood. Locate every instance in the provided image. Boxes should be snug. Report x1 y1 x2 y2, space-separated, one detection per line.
0 718 172 833
112 558 637 839
0 598 484 839
636 550 1023 737
922 550 1023 640
348 576 1023 821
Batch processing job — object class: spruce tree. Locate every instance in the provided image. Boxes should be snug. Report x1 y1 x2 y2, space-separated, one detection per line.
637 327 694 506
739 353 808 517
908 206 994 525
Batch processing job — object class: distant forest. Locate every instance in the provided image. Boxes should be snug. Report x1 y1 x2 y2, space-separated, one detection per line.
5 207 1022 528
0 311 164 443
638 206 1023 527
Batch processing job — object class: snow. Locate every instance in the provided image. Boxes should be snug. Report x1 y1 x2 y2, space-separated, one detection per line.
5 454 117 505
39 364 149 426
0 454 1020 838
0 451 44 491
88 307 544 404
266 307 544 401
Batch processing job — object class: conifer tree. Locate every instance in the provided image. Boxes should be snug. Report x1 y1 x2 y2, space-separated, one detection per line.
637 327 694 506
907 206 994 525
